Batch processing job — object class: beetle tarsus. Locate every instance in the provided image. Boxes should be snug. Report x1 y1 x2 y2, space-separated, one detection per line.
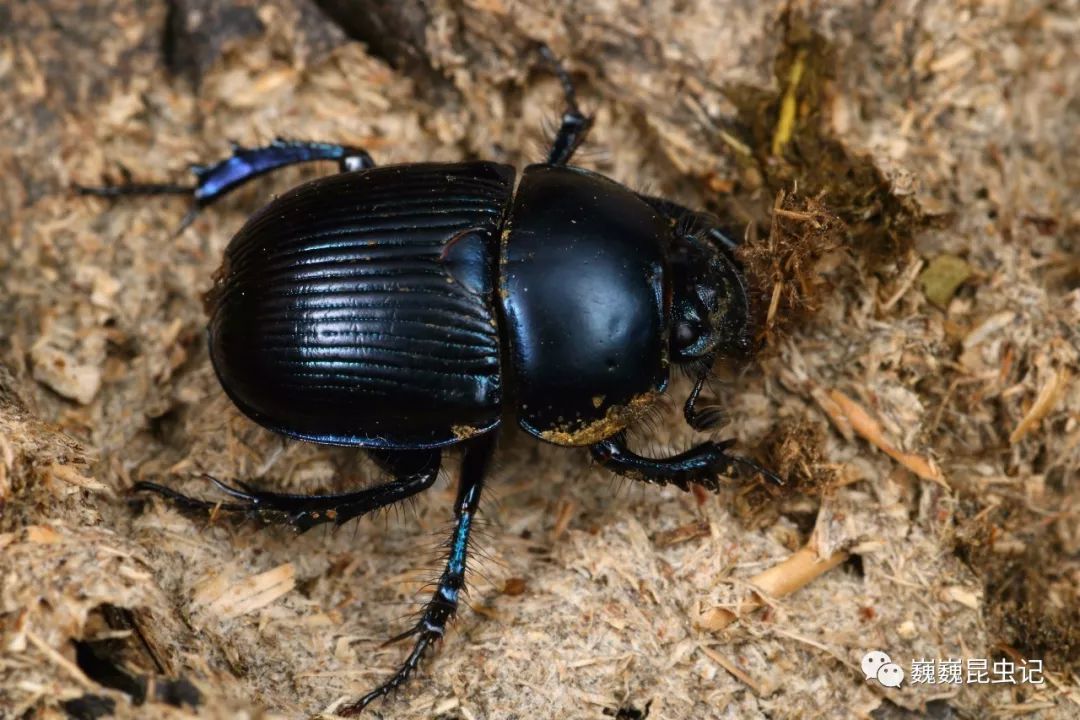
133 480 248 514
133 451 439 532
685 403 727 432
339 433 494 716
75 182 196 197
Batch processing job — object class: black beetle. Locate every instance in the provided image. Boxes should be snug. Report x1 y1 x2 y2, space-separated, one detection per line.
79 47 779 715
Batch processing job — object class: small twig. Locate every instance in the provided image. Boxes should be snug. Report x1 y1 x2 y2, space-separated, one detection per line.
772 207 818 222
878 255 925 312
771 49 806 156
698 545 848 631
828 389 948 488
698 644 766 695
550 498 576 541
26 630 97 691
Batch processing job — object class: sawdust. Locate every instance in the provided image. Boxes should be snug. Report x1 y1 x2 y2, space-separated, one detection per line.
1 1 1078 719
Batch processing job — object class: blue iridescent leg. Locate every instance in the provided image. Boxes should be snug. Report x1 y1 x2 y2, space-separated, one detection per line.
590 432 783 490
339 432 496 716
134 449 438 533
77 139 374 232
539 45 593 166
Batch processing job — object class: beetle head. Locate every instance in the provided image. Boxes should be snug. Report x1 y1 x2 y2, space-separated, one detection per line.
668 233 752 364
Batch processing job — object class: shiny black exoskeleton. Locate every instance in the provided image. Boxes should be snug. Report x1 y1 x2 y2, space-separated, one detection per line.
79 48 778 715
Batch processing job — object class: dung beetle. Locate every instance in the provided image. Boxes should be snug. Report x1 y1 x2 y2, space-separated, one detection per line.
79 47 779 715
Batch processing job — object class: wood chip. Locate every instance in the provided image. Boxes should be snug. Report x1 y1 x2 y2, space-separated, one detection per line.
24 525 61 544
963 310 1016 349
194 563 296 620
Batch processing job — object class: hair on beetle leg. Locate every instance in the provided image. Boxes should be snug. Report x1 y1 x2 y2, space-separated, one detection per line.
524 116 561 163
465 539 505 580
607 471 637 503
628 404 671 443
567 143 611 170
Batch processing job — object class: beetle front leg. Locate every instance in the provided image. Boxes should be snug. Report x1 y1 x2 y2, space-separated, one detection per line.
134 449 439 533
681 350 729 432
590 432 782 490
77 139 375 232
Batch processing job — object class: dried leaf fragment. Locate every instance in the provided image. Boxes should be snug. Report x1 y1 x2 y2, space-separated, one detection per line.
919 254 972 308
1010 369 1071 444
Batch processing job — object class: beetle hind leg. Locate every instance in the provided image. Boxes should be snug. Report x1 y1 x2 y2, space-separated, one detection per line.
337 433 496 716
589 432 783 490
134 449 439 533
76 139 375 233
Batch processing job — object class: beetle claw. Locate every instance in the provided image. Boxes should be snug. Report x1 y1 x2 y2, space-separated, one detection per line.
731 456 786 486
381 623 423 647
202 474 257 501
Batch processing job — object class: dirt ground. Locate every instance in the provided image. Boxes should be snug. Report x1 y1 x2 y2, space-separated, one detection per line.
1 1 1078 718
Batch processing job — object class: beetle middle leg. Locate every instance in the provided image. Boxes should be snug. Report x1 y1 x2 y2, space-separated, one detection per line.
589 432 782 490
337 432 496 716
538 44 593 166
134 448 439 533
638 195 743 254
77 139 375 232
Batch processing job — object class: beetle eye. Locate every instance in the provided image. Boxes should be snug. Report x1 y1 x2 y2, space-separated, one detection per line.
674 321 699 350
